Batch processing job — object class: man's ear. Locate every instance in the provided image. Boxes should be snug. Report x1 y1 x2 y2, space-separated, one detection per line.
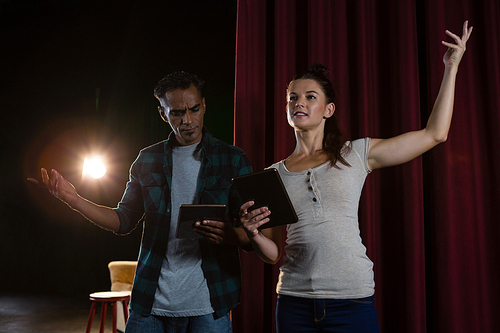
158 106 169 123
202 97 206 114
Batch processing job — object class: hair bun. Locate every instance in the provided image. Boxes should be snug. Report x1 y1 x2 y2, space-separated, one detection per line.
310 62 329 76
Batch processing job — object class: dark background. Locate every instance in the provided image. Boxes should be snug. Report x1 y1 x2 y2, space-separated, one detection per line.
0 0 237 298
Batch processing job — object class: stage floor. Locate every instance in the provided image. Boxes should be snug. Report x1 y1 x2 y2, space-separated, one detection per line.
0 294 118 333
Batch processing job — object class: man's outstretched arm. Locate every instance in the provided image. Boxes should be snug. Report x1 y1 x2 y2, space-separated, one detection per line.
28 168 120 232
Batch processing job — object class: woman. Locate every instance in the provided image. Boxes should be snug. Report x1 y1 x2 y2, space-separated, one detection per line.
240 21 473 332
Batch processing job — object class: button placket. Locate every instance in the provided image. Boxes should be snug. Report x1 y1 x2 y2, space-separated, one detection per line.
307 170 323 218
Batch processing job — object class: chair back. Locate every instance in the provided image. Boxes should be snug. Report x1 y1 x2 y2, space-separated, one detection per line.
108 261 137 291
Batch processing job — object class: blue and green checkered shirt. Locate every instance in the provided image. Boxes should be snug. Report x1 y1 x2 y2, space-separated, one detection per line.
113 128 252 319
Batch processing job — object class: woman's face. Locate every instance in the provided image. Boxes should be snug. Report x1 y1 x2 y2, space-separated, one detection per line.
286 79 334 131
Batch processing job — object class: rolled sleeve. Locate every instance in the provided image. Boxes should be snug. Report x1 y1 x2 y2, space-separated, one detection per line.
113 161 146 235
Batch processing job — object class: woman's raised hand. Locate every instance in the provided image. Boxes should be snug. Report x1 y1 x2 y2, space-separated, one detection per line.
442 20 473 69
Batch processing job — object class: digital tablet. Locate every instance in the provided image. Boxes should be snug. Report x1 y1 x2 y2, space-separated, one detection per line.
232 168 298 229
176 204 227 239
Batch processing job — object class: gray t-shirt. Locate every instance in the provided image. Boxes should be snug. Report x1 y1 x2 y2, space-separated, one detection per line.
271 138 375 299
151 143 213 316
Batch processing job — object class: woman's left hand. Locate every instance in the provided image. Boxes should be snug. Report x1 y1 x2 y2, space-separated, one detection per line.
442 20 473 69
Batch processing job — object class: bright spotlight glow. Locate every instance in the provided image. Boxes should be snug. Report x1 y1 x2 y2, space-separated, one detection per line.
83 156 106 179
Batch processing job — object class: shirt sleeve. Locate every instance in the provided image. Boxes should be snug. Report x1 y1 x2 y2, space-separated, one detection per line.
113 156 146 235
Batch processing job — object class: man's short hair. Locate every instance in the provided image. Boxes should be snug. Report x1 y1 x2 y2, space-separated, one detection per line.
154 71 205 101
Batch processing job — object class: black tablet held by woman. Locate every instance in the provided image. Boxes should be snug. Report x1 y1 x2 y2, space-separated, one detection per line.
232 169 298 229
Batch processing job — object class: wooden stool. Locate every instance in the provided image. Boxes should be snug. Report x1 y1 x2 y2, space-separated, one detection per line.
85 291 131 333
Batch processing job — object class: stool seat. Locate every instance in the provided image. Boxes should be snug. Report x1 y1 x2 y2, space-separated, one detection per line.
86 291 131 333
90 291 131 300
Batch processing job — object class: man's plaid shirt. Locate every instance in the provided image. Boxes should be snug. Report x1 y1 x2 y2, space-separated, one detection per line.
113 128 252 319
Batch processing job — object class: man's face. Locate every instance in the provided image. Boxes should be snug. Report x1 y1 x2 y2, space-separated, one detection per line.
158 84 206 146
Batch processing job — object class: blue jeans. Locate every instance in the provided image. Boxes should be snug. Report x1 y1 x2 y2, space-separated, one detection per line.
124 311 232 333
276 295 379 333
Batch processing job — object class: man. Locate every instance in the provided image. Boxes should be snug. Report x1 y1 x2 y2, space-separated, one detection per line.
30 71 253 332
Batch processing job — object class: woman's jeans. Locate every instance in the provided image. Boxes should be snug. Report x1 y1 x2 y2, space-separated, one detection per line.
276 294 379 333
124 311 232 333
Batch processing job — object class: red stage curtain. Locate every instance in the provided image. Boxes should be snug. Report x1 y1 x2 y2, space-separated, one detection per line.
232 1 500 332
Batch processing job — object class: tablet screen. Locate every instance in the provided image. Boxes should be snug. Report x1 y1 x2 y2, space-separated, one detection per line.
232 169 298 229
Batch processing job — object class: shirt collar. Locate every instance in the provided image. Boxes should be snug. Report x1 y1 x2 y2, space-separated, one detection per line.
164 127 213 157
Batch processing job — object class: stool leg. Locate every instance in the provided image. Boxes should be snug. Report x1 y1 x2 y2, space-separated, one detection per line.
122 300 129 322
112 301 117 333
99 302 107 333
86 302 97 333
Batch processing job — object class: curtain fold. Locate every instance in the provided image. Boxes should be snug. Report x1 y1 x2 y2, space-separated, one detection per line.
233 1 500 332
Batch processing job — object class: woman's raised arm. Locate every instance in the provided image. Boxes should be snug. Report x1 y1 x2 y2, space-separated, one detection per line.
368 20 473 171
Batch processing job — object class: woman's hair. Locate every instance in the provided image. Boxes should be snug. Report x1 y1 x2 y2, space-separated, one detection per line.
290 62 351 168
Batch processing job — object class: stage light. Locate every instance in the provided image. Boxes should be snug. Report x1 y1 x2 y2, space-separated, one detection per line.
83 156 106 179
